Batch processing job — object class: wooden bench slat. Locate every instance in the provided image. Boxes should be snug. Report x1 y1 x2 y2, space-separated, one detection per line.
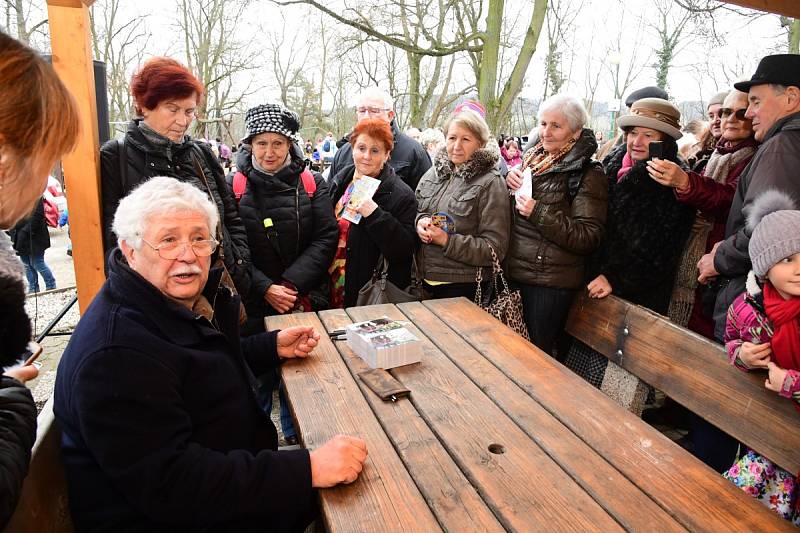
317 309 505 533
566 293 800 474
5 398 74 533
426 297 793 532
266 313 441 533
343 304 624 531
397 301 687 532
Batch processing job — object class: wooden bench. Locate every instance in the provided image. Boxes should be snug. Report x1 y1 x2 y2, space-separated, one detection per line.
565 292 800 475
5 397 74 533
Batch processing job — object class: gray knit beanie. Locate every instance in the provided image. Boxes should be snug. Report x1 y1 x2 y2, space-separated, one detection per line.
747 190 800 278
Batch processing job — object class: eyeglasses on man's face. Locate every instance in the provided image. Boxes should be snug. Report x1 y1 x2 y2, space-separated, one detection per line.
356 106 390 115
142 237 219 260
720 107 749 121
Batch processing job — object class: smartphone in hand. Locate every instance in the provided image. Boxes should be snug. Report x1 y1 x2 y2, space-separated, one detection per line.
648 141 664 160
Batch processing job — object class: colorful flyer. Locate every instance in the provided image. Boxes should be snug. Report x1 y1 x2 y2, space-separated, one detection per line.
342 176 381 224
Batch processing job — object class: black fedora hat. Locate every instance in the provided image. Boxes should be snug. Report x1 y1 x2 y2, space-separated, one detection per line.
734 54 800 92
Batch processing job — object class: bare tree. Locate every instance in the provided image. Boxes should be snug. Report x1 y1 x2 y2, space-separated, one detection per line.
780 16 800 53
269 0 548 131
3 0 48 48
542 0 584 98
90 0 151 128
176 0 258 138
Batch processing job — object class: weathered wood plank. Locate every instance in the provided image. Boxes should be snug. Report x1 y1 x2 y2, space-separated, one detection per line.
318 309 505 533
5 399 74 533
344 304 624 532
266 313 441 533
723 0 800 18
566 293 800 474
427 297 792 532
398 301 687 532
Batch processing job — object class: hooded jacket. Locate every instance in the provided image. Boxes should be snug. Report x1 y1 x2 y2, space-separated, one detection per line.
415 146 511 283
506 129 607 289
329 163 418 308
232 146 338 315
54 250 312 532
100 119 252 295
328 119 431 190
713 111 800 340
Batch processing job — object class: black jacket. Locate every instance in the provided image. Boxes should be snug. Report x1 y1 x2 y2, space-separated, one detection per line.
54 251 312 532
100 120 251 295
713 111 800 340
328 119 431 190
0 233 37 529
329 164 418 308
595 142 695 314
9 199 50 256
232 147 338 316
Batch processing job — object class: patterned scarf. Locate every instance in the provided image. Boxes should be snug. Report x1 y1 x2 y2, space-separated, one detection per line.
328 178 358 308
667 139 757 326
522 138 577 176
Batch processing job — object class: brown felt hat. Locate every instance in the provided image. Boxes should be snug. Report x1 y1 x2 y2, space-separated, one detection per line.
618 98 682 140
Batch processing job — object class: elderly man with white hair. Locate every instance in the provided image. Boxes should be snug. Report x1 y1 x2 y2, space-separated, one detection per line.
328 86 431 189
54 176 367 532
505 94 608 356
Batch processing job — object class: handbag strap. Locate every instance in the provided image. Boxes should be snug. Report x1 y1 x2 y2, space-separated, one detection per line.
475 242 509 305
189 147 226 262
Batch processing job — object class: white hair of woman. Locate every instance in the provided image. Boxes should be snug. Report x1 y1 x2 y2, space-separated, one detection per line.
419 128 445 151
113 176 219 250
355 86 395 111
537 94 589 133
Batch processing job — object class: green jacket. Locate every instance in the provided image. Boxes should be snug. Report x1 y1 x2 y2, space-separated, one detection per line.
415 146 511 283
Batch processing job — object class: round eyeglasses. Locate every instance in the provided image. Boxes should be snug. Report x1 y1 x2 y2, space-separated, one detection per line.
142 238 219 260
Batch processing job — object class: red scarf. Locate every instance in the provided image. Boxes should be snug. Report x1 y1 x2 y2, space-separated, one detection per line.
763 282 800 373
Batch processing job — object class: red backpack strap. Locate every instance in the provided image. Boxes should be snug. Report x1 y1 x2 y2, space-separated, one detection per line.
232 171 247 203
300 169 316 198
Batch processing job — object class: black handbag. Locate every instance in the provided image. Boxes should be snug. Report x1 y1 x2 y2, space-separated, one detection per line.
356 254 430 306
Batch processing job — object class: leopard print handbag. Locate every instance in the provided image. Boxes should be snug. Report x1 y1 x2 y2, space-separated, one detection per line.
474 244 530 341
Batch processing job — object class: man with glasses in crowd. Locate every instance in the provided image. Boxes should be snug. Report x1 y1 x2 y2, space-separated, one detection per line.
54 176 367 531
327 86 431 189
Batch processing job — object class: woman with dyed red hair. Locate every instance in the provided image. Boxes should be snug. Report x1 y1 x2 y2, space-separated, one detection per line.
328 118 418 307
99 57 251 295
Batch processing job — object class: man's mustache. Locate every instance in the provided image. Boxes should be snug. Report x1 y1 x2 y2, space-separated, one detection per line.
171 266 203 276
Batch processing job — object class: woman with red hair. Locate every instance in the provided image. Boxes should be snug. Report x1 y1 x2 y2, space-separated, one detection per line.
328 118 418 307
100 57 251 295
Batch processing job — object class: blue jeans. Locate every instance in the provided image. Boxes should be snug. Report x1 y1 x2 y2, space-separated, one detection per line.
258 371 296 440
19 253 56 293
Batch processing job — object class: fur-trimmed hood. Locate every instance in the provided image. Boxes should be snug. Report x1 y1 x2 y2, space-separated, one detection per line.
433 144 500 183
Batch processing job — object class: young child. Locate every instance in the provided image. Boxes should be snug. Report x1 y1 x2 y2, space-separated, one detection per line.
723 190 800 525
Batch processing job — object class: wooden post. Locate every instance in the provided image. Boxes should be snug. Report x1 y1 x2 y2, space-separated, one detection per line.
46 0 104 314
723 0 800 18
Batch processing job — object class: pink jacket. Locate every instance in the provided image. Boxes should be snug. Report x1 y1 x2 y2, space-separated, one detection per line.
724 274 800 406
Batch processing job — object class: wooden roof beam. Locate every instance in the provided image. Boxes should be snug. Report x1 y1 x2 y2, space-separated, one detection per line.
723 0 800 18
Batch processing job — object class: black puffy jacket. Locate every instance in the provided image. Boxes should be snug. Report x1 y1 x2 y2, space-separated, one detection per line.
329 163 418 308
231 147 338 316
100 119 251 295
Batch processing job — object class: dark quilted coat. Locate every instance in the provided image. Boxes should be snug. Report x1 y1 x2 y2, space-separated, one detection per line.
506 129 607 289
232 146 338 316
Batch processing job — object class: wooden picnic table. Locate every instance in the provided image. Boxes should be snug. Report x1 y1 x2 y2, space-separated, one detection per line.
266 298 793 532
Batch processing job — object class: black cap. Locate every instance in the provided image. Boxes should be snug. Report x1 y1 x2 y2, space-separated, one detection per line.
734 54 800 92
624 86 669 109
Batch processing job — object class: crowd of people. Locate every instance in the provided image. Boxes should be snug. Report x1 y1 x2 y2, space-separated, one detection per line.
1 28 799 529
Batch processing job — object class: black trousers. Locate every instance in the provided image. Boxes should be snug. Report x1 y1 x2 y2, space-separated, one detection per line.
518 283 577 356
